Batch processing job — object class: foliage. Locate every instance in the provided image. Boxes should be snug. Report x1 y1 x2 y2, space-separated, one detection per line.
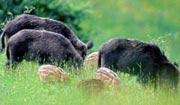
0 0 91 42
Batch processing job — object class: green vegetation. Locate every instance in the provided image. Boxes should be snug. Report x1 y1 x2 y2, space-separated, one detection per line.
0 0 91 42
0 62 180 105
0 0 180 105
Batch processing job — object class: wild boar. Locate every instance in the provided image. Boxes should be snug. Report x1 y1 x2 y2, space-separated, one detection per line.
38 64 69 83
96 67 120 88
0 14 93 58
98 38 179 87
6 29 83 67
84 52 99 66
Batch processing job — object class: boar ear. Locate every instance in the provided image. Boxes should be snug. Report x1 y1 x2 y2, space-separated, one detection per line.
86 41 93 49
174 62 179 67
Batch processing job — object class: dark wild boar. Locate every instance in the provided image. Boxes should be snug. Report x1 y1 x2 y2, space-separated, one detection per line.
98 38 179 87
6 29 83 67
0 14 93 58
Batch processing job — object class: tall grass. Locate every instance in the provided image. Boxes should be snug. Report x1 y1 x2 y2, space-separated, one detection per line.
0 60 180 105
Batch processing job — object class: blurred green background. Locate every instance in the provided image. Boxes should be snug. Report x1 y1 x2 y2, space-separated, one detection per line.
0 0 179 62
84 0 180 63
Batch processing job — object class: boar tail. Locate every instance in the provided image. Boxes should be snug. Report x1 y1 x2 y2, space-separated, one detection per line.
6 44 10 60
98 50 102 68
0 31 5 52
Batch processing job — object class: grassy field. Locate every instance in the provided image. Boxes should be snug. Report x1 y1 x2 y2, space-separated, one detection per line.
0 0 180 105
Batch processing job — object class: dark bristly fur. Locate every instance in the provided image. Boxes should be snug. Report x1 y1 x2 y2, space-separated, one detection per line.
98 38 179 87
0 14 93 58
6 29 83 67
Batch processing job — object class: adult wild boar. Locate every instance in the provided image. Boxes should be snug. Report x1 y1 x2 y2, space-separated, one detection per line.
98 38 179 87
0 14 93 58
6 29 83 67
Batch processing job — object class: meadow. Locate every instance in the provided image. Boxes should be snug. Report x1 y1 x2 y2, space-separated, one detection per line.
0 0 180 105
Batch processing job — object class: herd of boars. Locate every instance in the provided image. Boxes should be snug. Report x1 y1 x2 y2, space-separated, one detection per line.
0 14 179 88
0 14 93 67
0 14 93 58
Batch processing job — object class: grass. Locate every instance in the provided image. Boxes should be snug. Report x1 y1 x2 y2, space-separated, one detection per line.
0 61 180 105
0 0 180 105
